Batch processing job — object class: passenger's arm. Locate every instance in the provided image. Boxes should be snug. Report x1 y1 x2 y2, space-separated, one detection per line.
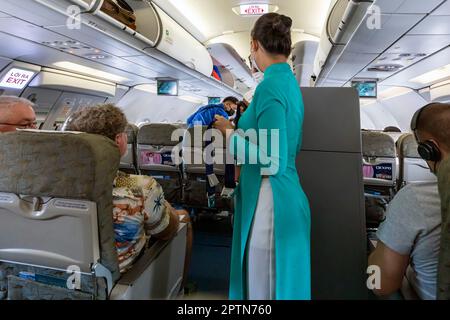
368 241 410 296
229 96 288 176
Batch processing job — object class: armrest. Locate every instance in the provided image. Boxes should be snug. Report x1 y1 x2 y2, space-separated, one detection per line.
117 223 187 286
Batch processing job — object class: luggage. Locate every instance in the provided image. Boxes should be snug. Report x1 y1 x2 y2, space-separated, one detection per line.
101 0 137 30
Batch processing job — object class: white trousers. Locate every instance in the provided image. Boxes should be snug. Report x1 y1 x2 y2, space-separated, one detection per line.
246 178 276 300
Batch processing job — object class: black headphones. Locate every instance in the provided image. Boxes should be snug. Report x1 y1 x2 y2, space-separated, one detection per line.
410 103 442 162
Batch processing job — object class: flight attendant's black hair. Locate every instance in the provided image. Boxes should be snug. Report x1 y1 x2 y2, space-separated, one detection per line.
251 12 293 57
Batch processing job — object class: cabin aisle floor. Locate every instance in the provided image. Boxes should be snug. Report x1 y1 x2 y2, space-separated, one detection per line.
182 214 233 300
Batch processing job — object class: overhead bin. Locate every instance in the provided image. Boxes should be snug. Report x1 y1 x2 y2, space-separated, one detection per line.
313 0 374 86
91 0 213 77
207 43 253 90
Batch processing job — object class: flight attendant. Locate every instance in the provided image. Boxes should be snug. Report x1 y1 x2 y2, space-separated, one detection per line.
214 13 311 300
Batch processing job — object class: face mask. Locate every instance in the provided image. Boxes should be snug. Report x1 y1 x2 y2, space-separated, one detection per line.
252 71 264 84
250 54 262 74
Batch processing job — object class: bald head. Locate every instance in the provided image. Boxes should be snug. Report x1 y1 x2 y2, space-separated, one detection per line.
414 102 450 156
0 96 36 132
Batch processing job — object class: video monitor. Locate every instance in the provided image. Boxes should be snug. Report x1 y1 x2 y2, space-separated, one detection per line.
351 80 377 98
157 79 178 96
208 97 221 105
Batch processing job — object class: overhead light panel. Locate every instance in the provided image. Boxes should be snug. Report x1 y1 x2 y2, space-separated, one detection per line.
53 61 129 83
410 64 450 85
232 4 279 16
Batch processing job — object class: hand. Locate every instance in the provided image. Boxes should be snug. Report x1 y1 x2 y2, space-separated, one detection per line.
213 115 234 135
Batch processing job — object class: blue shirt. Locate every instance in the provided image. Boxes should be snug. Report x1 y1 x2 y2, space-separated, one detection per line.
187 104 229 128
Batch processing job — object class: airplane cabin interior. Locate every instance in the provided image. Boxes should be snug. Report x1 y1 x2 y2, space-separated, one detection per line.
0 0 449 303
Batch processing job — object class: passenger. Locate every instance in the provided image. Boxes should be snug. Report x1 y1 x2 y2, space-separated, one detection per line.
186 96 238 128
368 102 450 300
214 13 311 300
383 126 402 133
0 96 37 132
65 104 191 276
410 102 450 300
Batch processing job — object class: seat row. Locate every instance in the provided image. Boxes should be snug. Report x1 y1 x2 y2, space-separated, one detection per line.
120 123 233 212
361 131 436 227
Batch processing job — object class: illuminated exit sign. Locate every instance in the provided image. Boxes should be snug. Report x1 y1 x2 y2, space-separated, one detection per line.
0 68 35 89
240 4 269 15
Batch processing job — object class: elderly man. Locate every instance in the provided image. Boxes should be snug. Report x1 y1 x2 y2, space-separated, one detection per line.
0 96 37 132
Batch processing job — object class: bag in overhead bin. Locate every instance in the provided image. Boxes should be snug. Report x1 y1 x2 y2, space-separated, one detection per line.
101 0 137 30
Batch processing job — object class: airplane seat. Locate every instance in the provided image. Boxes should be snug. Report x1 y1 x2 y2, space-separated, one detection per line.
0 130 120 300
361 131 398 227
397 133 436 187
182 126 233 211
137 124 183 204
0 131 187 300
119 124 139 174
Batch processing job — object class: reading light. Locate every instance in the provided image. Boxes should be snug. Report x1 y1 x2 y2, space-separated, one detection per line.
410 64 450 85
53 61 129 83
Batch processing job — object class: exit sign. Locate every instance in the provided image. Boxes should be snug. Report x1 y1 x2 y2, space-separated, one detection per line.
240 4 269 16
0 68 35 89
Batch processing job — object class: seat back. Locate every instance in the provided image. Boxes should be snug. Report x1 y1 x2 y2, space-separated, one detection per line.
362 131 398 187
182 126 231 210
120 124 138 174
137 124 184 204
0 131 121 291
397 133 436 186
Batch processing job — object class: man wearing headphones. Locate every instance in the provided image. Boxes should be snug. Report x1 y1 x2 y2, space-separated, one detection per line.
411 102 450 300
368 102 449 300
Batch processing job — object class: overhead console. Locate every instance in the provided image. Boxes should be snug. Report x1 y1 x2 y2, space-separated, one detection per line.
0 0 239 98
312 0 373 86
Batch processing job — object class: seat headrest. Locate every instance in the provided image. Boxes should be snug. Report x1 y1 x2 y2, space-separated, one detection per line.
397 133 421 159
125 124 138 144
362 131 396 158
137 123 182 146
0 131 120 199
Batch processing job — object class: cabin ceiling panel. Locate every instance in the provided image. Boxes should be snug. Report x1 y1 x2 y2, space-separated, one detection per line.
409 15 450 35
121 55 191 81
0 0 69 26
344 14 425 54
380 46 450 89
0 17 74 48
386 35 450 54
326 53 379 81
374 0 445 14
152 0 331 42
432 0 450 15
